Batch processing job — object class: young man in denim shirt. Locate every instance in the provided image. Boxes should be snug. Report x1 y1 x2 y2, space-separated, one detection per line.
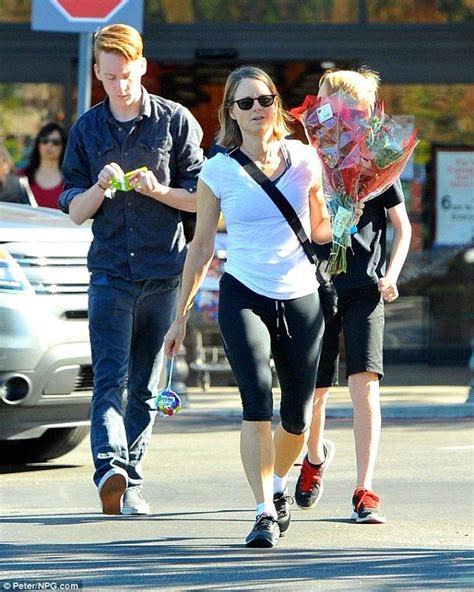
59 24 204 515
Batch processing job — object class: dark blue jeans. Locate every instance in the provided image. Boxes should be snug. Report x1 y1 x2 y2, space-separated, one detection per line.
88 273 180 488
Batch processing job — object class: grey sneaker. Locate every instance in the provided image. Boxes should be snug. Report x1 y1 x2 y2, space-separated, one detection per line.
121 487 151 515
98 467 128 515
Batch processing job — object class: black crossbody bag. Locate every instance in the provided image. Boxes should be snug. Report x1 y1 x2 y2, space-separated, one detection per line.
230 148 318 266
229 148 338 320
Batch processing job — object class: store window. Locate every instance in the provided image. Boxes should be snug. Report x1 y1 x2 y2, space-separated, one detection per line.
375 82 473 356
118 60 356 152
367 0 473 22
0 0 31 22
0 83 64 168
146 0 358 23
380 83 474 251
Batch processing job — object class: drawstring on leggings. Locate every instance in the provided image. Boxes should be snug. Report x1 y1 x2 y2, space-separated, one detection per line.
275 300 292 340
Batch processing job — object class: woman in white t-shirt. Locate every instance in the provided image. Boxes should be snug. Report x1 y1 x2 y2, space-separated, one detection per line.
164 66 332 548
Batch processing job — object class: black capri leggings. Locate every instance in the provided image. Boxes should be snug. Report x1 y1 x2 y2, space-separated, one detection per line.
218 273 324 435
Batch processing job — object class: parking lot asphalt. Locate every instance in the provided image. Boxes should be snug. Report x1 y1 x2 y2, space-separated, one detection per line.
1 417 472 591
1 363 472 591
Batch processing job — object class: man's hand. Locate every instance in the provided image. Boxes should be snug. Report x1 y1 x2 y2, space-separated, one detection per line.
98 162 123 190
130 169 168 197
378 275 399 302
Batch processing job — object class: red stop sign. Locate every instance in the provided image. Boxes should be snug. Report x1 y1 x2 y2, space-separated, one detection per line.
54 0 127 20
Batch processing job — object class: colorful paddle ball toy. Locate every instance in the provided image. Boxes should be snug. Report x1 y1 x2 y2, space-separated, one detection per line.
154 357 181 418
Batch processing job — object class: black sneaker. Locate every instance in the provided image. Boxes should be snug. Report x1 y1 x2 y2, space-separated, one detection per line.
273 490 293 537
245 514 280 548
294 439 336 509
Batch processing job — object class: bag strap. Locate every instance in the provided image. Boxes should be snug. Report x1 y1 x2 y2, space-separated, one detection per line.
229 148 318 265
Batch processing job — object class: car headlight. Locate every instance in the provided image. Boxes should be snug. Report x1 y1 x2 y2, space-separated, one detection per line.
0 247 33 292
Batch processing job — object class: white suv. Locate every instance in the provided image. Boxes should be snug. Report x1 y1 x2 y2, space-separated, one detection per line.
0 203 93 464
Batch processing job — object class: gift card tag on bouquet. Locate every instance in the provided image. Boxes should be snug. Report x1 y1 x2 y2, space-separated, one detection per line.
316 103 333 124
332 206 353 239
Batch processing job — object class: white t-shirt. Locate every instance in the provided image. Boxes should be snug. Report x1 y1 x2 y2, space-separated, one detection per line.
199 139 321 300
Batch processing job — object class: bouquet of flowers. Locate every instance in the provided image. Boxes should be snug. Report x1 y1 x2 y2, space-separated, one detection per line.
291 91 418 274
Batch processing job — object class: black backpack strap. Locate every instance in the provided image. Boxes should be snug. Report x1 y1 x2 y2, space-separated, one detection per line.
229 148 318 265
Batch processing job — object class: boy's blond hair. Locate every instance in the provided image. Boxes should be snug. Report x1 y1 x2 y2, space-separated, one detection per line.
93 24 143 63
319 68 381 110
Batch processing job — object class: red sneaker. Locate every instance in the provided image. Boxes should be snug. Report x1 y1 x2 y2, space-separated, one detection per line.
351 488 387 524
294 439 336 509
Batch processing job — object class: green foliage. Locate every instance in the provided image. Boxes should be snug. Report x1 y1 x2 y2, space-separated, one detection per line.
145 0 358 23
0 0 31 22
367 0 473 21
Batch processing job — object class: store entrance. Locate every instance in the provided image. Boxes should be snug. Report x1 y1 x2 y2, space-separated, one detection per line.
114 60 357 154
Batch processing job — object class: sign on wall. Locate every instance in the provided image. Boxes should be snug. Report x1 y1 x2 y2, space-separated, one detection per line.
32 0 143 33
434 146 474 246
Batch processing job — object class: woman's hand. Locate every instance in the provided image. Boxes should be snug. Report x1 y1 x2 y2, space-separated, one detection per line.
164 317 188 358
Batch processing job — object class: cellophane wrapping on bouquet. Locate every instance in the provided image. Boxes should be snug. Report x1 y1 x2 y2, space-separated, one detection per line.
291 91 418 274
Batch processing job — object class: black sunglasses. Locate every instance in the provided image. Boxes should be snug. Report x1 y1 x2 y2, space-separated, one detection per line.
230 94 276 111
39 138 62 146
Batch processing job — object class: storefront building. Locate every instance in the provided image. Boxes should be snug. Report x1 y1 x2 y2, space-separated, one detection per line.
0 0 473 363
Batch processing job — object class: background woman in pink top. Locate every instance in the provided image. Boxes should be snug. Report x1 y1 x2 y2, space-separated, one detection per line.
23 122 67 208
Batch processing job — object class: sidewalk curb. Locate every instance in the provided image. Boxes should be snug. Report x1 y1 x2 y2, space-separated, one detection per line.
182 403 474 420
327 404 474 419
181 381 473 421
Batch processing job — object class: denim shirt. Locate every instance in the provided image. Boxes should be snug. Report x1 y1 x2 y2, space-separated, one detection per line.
59 88 204 281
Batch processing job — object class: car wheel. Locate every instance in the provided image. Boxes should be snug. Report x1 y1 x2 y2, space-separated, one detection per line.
0 426 89 464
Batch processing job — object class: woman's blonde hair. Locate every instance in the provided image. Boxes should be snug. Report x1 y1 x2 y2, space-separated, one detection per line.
216 66 293 148
93 24 143 62
318 67 381 110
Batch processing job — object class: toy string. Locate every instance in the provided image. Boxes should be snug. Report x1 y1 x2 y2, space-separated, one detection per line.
166 357 175 391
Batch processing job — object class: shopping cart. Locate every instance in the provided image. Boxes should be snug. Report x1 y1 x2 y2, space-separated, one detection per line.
185 233 232 390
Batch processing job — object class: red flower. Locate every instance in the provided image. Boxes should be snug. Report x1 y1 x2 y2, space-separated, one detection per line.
291 90 418 274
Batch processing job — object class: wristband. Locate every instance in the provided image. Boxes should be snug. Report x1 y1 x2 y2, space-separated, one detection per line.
97 182 107 191
349 225 358 235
